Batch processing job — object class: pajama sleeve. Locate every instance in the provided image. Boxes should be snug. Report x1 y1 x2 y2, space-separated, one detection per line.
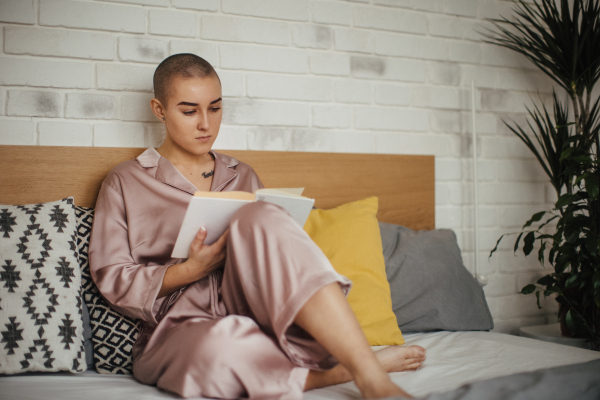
89 179 170 326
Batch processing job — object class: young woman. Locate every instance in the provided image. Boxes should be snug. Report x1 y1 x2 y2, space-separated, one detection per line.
89 54 425 400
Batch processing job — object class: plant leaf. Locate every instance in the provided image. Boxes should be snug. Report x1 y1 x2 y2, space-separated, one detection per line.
585 236 598 256
537 275 554 286
523 231 536 256
535 291 542 309
538 240 547 266
585 174 599 198
489 235 505 258
593 271 600 290
559 147 575 160
556 193 574 208
566 273 579 288
565 309 576 335
514 232 524 253
521 284 536 294
523 211 547 229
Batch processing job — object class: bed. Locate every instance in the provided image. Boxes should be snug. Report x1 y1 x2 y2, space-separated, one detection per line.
1 145 599 400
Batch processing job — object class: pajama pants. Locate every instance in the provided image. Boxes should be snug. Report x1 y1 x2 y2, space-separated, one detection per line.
132 201 352 399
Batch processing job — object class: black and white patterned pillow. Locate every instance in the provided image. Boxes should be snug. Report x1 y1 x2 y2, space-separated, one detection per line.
0 198 86 374
75 206 140 375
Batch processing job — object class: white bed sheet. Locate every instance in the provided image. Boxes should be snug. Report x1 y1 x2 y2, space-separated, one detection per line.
306 331 600 399
2 331 599 400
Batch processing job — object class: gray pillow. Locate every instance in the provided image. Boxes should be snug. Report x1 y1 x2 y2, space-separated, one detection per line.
379 222 493 332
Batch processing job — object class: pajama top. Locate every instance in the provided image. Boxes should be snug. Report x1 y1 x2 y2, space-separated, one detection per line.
89 148 351 399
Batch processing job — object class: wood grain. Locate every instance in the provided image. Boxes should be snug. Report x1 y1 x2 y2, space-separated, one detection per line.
0 146 434 230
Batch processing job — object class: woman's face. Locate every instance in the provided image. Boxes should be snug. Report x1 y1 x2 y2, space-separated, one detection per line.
155 74 223 157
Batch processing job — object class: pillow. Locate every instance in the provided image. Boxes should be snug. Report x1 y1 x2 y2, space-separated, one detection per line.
75 206 140 375
304 197 404 346
0 198 86 374
74 207 99 371
379 222 494 332
81 299 94 369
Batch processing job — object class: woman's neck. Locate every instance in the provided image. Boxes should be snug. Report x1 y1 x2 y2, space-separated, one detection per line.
156 141 214 170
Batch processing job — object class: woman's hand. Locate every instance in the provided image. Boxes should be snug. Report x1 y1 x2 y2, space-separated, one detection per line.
185 227 229 281
158 227 229 299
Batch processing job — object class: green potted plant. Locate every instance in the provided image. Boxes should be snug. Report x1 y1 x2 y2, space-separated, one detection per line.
485 0 600 350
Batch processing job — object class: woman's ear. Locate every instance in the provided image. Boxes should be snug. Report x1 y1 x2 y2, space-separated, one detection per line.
150 98 166 122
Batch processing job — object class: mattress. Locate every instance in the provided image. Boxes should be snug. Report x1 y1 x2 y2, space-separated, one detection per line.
2 331 599 400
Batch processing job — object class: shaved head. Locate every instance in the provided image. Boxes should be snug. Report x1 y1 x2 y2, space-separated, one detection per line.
153 53 219 106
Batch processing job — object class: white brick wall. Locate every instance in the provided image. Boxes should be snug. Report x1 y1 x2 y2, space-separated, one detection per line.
5 27 115 60
38 121 92 146
201 15 290 46
221 0 310 21
0 0 35 25
39 0 146 33
0 0 557 334
7 90 61 117
148 9 197 38
118 37 168 63
65 93 116 120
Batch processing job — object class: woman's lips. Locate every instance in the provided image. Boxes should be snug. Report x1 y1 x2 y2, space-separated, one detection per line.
196 136 211 142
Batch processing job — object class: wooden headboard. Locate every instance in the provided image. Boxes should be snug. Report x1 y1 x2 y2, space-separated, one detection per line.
0 146 435 230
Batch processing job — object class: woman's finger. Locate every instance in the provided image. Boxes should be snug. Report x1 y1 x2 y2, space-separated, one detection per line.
191 226 208 250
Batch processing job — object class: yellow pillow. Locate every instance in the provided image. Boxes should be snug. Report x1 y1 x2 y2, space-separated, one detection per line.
304 197 404 346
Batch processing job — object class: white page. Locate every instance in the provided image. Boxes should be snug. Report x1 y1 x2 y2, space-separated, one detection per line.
255 192 315 227
171 197 251 258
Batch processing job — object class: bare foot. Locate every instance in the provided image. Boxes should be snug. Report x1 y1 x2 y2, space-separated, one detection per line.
375 345 426 373
304 345 426 394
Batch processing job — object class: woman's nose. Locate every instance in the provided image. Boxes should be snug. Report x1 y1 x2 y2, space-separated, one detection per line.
198 111 210 130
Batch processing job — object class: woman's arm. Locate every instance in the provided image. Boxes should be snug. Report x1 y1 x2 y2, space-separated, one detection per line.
157 227 228 298
90 181 172 324
90 178 231 322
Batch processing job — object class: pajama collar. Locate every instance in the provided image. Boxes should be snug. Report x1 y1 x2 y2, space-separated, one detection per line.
135 147 239 194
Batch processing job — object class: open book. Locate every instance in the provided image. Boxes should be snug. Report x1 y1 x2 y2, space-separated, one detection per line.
171 188 315 258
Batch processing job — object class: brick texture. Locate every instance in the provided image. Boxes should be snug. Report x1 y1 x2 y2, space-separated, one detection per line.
7 90 61 117
201 15 289 46
65 93 116 119
149 9 197 38
0 120 35 145
5 27 114 60
0 57 92 88
172 0 219 11
40 0 146 33
0 0 35 24
119 37 168 64
0 0 557 330
38 122 93 146
222 0 309 21
97 64 155 92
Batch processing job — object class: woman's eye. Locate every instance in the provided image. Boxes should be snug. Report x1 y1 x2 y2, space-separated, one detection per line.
183 110 195 115
210 107 221 113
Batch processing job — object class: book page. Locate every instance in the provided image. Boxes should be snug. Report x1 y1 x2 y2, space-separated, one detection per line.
171 196 251 258
255 191 315 228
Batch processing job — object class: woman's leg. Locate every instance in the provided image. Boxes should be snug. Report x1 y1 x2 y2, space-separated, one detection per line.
134 315 308 399
222 202 425 399
296 283 425 398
